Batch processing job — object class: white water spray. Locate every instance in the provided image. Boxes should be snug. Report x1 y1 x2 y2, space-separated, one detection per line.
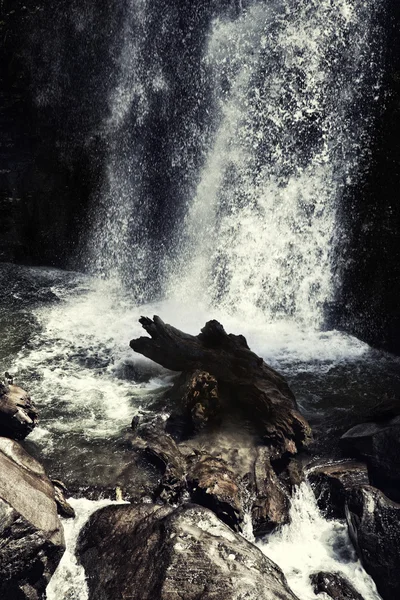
170 0 382 328
258 482 381 600
87 0 168 297
46 498 128 600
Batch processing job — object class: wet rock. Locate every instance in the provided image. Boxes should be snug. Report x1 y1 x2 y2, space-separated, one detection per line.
186 452 243 531
308 460 369 519
346 485 400 600
52 480 75 519
0 437 65 599
251 446 290 535
78 502 300 600
310 571 365 600
0 381 38 440
128 421 186 503
341 417 400 501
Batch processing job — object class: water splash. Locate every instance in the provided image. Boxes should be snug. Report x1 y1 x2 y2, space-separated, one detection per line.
169 0 382 328
46 498 128 600
258 482 381 600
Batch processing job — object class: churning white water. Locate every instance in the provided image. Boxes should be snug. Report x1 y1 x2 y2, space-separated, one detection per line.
46 498 128 600
170 0 382 328
258 482 381 600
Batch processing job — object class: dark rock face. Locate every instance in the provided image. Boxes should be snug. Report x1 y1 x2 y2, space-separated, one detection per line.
308 460 369 519
0 0 224 276
341 417 400 501
0 437 65 599
346 485 400 600
0 381 38 440
78 502 300 600
310 571 365 600
333 0 400 355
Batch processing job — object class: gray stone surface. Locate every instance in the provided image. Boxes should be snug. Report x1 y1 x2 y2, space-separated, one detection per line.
346 485 400 600
0 438 65 599
78 502 300 600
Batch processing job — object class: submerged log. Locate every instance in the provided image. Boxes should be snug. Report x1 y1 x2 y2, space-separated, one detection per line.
130 317 311 454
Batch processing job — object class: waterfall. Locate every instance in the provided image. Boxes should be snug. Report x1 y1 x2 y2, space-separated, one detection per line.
168 0 382 328
86 0 166 299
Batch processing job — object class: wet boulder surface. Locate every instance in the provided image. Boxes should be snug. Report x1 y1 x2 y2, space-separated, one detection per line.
346 485 400 600
341 417 400 502
310 571 365 600
0 381 38 440
308 460 369 519
0 437 65 600
78 502 300 600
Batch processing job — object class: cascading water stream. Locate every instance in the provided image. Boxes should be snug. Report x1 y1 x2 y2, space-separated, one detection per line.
46 498 129 600
169 0 382 329
257 482 381 600
86 0 168 299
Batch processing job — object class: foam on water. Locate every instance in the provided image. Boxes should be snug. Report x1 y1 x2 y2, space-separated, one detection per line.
7 276 368 464
258 482 381 600
13 278 170 448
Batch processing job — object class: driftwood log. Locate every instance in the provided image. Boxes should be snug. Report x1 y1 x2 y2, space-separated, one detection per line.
130 317 311 456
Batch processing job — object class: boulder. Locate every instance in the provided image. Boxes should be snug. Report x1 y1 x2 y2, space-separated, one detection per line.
78 502 300 600
341 417 400 501
0 381 38 440
0 437 65 599
310 571 365 600
346 485 400 600
308 460 369 519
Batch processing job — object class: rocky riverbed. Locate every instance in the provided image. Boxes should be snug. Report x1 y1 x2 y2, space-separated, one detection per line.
1 265 399 599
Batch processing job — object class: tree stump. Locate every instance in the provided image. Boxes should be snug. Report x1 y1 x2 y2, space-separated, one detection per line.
130 317 311 456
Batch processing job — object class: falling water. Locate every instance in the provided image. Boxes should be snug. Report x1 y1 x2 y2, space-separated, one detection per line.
46 498 128 600
5 1 386 598
86 0 168 299
170 0 382 328
258 482 381 600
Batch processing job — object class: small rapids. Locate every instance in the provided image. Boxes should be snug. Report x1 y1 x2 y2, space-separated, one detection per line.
258 482 381 600
46 498 128 600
